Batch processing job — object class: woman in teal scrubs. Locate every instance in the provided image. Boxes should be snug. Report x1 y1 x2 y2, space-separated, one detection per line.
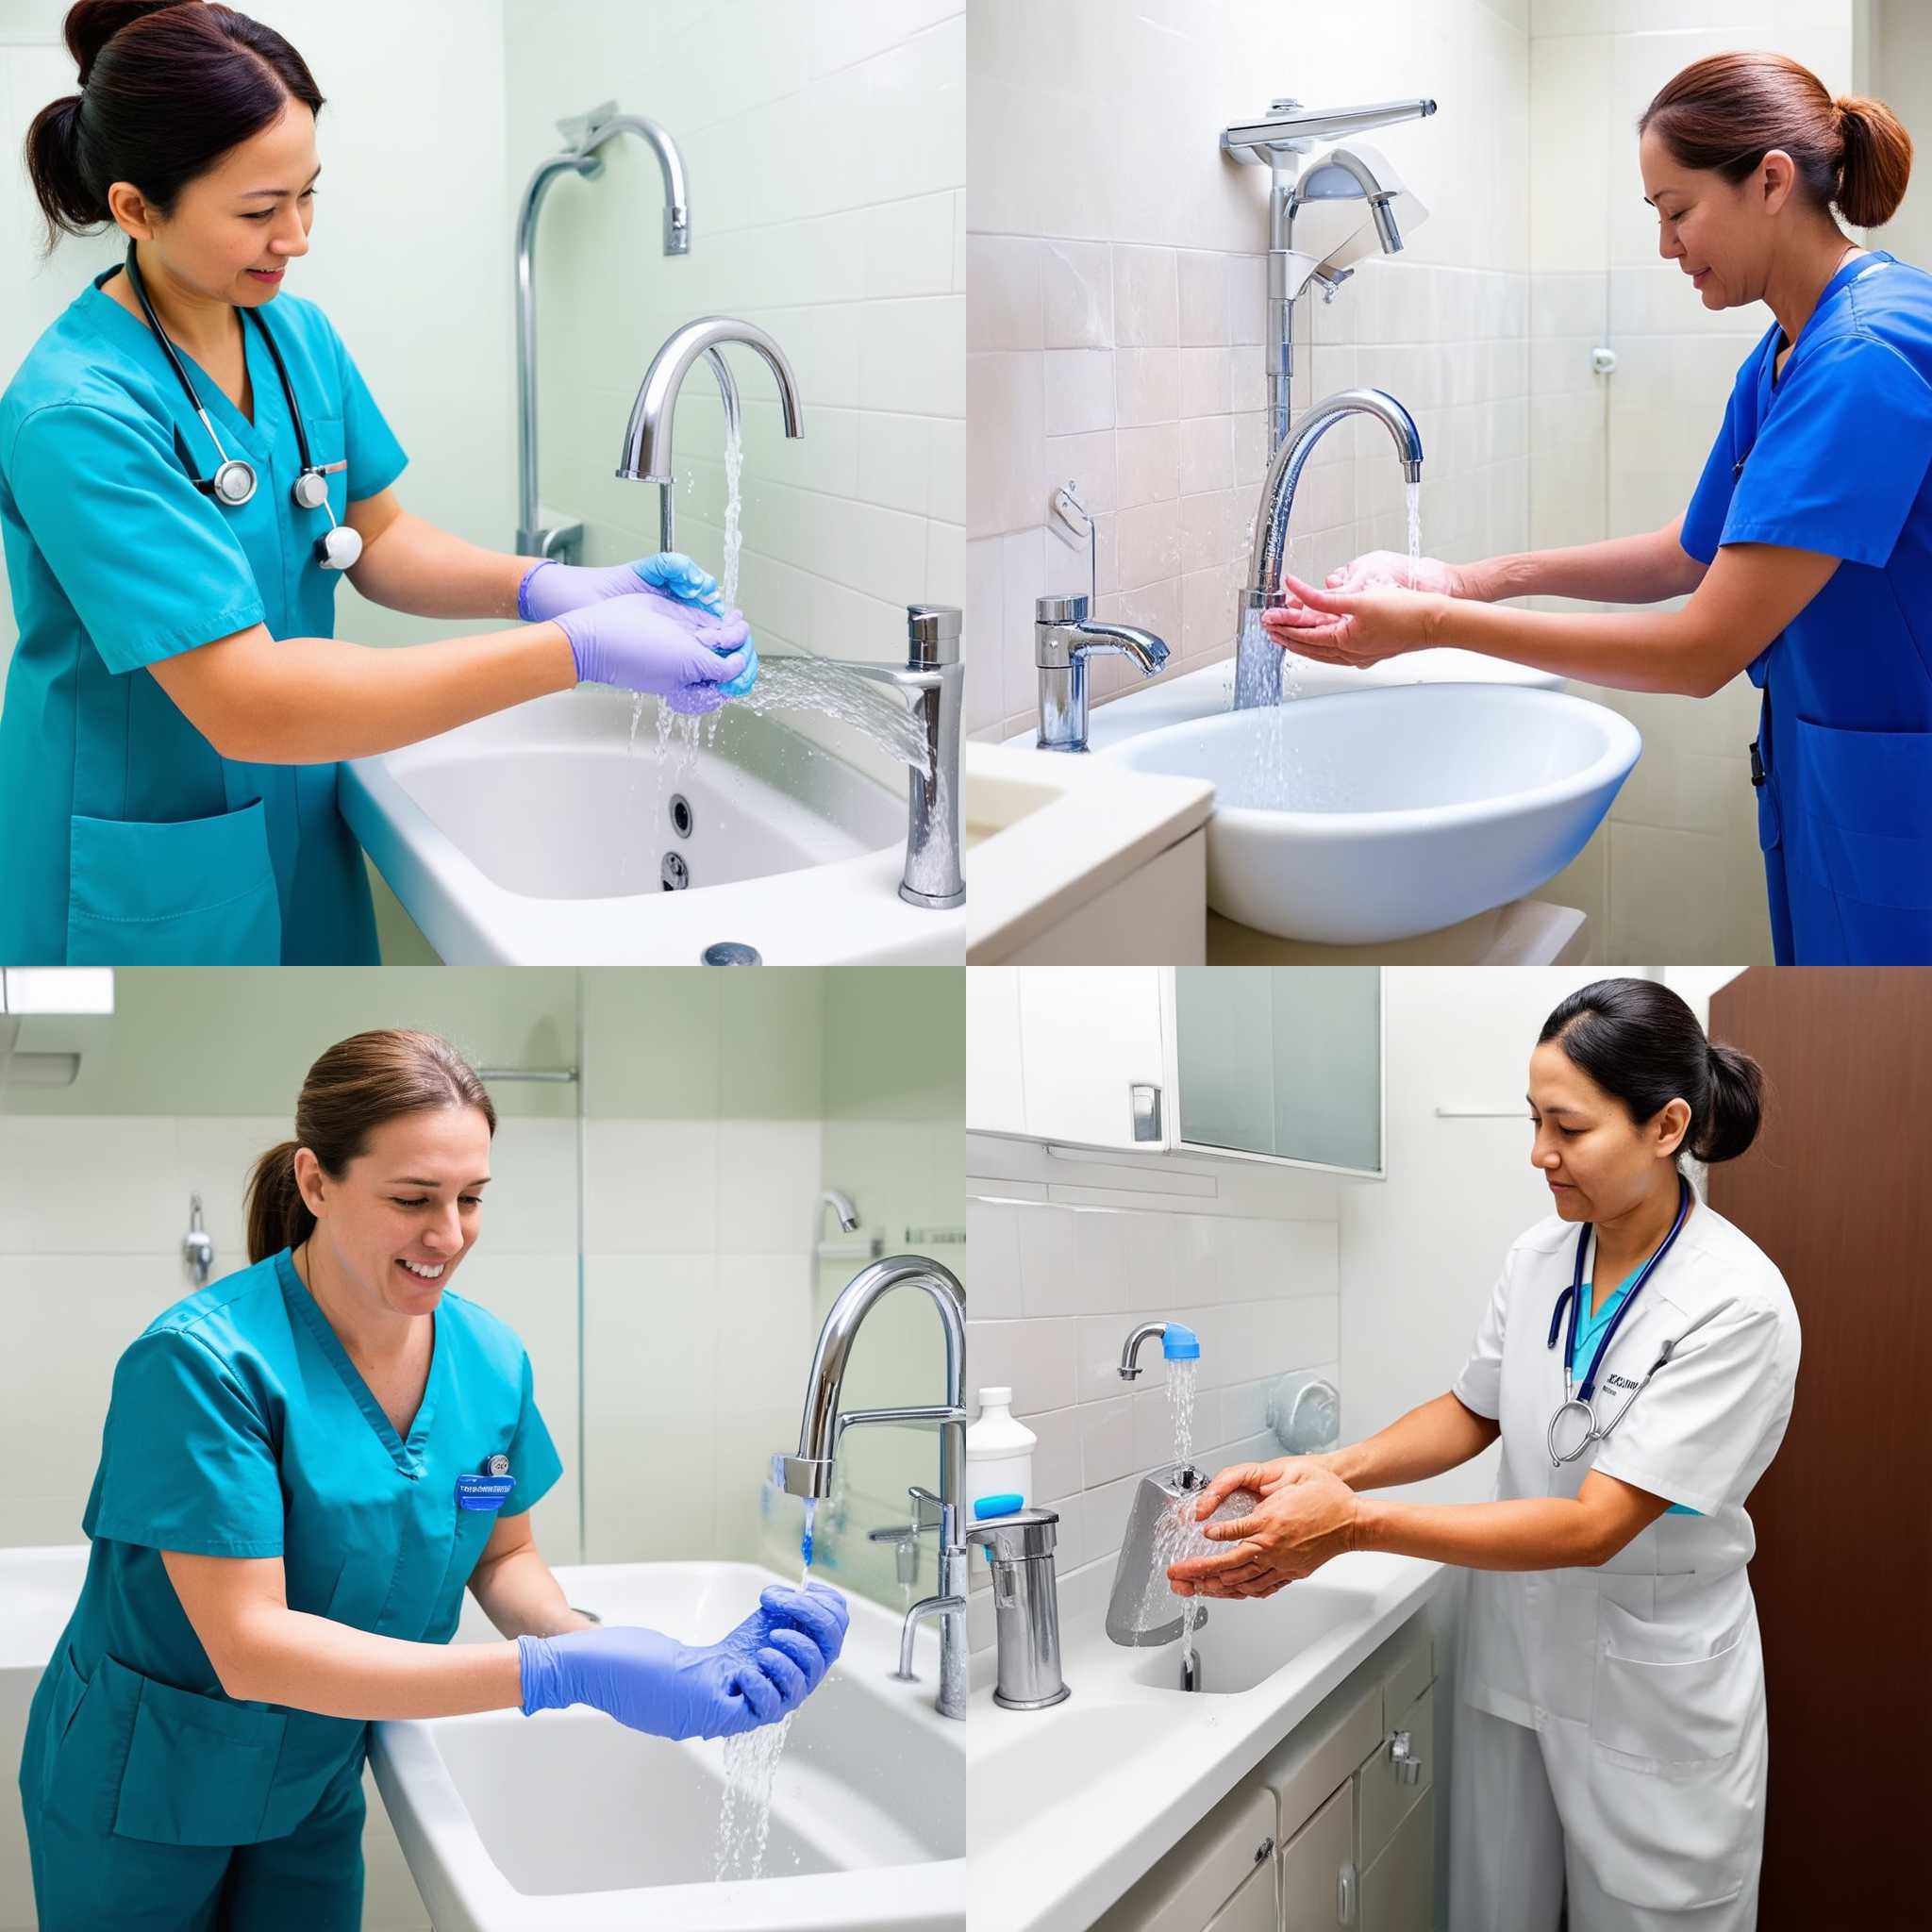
1265 53 1932 964
16 1027 846 1931
0 1 754 966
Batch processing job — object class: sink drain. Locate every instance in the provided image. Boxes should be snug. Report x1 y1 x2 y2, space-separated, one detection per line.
701 942 761 966
669 793 693 838
660 853 689 891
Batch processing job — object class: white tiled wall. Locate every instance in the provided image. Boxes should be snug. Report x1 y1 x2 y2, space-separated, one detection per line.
501 0 965 792
1529 1 1855 963
0 1111 831 1577
965 0 1532 742
963 1134 1342 1657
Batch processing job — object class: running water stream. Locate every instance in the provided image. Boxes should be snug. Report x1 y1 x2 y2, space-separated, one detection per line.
713 1495 816 1884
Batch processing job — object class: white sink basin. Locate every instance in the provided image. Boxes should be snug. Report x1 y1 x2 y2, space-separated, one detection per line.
373 1560 963 1932
968 1551 1442 1932
342 689 962 963
1107 684 1640 943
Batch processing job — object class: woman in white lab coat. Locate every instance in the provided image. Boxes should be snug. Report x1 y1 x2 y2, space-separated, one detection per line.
1168 978 1801 1931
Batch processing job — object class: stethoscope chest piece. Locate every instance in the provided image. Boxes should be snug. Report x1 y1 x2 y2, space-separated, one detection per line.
210 458 258 507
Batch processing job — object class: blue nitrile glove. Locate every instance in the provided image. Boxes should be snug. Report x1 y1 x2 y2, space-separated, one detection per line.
721 1582 848 1701
518 551 724 625
517 1583 849 1740
665 639 759 716
557 594 752 703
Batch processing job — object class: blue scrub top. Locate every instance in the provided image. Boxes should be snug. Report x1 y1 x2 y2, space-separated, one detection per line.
20 1248 560 1848
1572 1260 1695 1516
0 269 408 965
1682 250 1932 963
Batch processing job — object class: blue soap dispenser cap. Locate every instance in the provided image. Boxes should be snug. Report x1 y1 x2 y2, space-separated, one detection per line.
1163 1322 1200 1360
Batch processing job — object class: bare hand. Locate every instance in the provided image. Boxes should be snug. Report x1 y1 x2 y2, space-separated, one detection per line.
1190 1456 1324 1520
1257 572 1444 669
1167 1463 1360 1599
1261 551 1462 631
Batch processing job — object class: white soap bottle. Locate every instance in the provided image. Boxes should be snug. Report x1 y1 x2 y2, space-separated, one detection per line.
966 1386 1036 1521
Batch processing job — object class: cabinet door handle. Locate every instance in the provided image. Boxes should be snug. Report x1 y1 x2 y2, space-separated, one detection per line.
1337 1860 1358 1924
1129 1081 1162 1141
1388 1728 1424 1785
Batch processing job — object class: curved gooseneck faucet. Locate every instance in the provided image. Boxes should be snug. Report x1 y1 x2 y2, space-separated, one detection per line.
515 104 692 560
617 316 804 554
780 1254 969 1719
1236 386 1424 710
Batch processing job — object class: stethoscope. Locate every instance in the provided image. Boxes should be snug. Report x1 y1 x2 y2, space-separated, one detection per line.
1544 1173 1692 1466
120 242 361 572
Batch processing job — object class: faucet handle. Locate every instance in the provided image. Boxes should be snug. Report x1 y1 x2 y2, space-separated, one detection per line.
965 1508 1060 1563
1036 592 1089 626
907 604 960 668
907 1485 946 1534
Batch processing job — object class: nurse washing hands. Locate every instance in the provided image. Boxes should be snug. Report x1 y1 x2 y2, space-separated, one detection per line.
1168 980 1799 1931
15 1027 847 1932
0 0 758 968
1262 51 1932 965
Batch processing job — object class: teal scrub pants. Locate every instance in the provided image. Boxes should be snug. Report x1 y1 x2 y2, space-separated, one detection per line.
22 1727 367 1932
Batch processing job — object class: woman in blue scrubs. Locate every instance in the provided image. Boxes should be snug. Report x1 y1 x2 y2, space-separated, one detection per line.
0 1 754 967
1265 52 1931 964
16 1027 846 1932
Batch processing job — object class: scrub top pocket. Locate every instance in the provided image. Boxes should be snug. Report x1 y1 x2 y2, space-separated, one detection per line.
427 1504 498 1644
1783 715 1932 958
66 797 281 964
94 1655 288 1846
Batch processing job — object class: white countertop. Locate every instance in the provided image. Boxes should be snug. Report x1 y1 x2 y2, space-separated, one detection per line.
966 1550 1444 1932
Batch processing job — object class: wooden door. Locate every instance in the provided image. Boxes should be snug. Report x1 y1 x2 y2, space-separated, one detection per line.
1707 967 1931 1931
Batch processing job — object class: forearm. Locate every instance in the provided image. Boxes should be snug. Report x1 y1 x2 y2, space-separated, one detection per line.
210 625 576 763
1354 1493 1607 1571
225 1607 524 1718
468 1542 595 1641
348 508 537 622
1324 1391 1500 1491
1423 595 1724 696
1461 524 1703 608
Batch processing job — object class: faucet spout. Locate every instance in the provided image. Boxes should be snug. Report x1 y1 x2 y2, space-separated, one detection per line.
617 316 803 549
1236 386 1424 709
780 1254 968 1720
1033 593 1172 753
1118 1322 1170 1380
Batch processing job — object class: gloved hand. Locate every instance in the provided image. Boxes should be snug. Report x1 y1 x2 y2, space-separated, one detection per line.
665 640 759 715
519 551 724 625
516 1582 849 1740
557 593 753 704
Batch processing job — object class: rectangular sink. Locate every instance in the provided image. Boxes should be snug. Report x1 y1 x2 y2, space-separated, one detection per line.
344 690 961 964
372 1560 963 1932
1124 1575 1378 1694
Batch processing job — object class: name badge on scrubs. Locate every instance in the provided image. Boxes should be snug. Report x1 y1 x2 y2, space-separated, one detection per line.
458 1453 513 1512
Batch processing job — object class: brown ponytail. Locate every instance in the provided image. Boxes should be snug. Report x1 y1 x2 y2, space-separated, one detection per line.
1641 51 1912 232
244 1030 497 1263
1835 92 1914 229
25 0 325 254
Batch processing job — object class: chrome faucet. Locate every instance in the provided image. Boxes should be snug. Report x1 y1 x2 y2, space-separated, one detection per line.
516 102 691 561
966 1508 1071 1709
616 316 804 553
1117 1321 1174 1380
1236 386 1424 710
812 605 964 909
1221 97 1435 451
1034 594 1170 753
780 1254 969 1720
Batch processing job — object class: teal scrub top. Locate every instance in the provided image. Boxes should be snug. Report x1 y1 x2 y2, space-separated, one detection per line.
21 1249 560 1849
1574 1260 1697 1518
0 268 408 965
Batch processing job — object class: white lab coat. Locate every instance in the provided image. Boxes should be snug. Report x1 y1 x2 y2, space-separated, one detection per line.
1446 1193 1800 1930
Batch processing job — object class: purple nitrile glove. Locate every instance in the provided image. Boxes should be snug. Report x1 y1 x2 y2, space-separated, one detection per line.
664 640 759 715
518 551 724 626
556 593 752 702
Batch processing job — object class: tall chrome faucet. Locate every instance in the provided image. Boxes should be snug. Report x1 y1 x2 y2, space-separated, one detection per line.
1033 594 1171 753
617 316 803 554
516 103 691 562
1236 387 1424 710
781 1253 969 1720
